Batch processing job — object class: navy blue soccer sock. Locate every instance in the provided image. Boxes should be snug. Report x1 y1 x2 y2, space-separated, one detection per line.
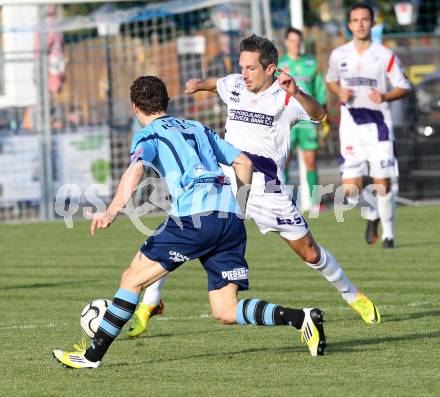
236 299 305 329
85 288 139 362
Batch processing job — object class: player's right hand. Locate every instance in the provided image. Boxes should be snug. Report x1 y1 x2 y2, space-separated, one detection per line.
338 88 354 103
90 212 114 235
185 79 202 94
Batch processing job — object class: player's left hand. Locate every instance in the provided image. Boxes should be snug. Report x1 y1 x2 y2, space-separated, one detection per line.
369 88 384 104
276 68 299 96
90 212 115 235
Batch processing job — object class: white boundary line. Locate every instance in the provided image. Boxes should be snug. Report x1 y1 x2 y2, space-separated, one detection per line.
1 301 437 331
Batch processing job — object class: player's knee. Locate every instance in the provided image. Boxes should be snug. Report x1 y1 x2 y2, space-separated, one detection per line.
343 185 356 197
120 268 134 288
301 246 320 264
304 251 320 264
304 159 316 171
212 308 236 325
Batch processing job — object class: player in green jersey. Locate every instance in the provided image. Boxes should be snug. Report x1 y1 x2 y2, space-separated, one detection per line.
279 27 327 209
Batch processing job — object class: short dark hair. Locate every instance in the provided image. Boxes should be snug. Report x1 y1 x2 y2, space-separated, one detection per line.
285 27 303 39
240 34 278 70
130 76 169 115
347 3 374 22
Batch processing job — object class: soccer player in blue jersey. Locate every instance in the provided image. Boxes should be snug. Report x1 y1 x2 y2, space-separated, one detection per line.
53 76 326 368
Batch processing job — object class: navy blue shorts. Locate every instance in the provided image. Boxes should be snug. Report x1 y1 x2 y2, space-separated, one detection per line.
140 212 249 291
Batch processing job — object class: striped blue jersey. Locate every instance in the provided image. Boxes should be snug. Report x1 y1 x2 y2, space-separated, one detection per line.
130 116 242 217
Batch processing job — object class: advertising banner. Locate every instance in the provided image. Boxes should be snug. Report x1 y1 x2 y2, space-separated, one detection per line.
54 128 112 200
0 135 40 205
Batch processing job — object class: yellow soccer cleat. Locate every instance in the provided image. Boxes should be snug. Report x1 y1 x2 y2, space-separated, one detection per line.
53 339 100 369
300 308 326 356
127 300 164 337
349 291 381 325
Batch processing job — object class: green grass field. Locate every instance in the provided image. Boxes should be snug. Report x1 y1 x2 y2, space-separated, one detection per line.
1 206 439 396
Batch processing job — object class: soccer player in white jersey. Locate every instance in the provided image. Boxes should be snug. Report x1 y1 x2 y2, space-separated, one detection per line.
326 3 411 248
128 34 381 337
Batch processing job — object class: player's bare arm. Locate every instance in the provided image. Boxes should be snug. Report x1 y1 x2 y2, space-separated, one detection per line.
277 68 326 121
185 77 218 94
90 161 145 235
327 81 354 103
232 152 253 213
369 87 411 104
232 152 253 188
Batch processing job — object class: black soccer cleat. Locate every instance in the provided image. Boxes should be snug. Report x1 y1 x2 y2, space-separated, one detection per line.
365 219 379 245
382 238 394 249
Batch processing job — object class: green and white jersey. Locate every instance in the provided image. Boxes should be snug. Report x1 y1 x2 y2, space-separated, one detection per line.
278 54 326 106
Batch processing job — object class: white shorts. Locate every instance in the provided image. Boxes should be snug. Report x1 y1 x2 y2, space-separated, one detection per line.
221 163 308 241
246 191 309 241
339 140 398 179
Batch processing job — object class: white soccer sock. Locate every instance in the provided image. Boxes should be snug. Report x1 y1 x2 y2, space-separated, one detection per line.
364 197 379 221
306 246 357 303
361 188 379 220
346 195 359 207
364 205 379 221
377 191 395 240
142 277 166 306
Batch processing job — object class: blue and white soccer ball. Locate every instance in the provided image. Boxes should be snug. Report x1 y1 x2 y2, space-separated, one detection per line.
80 299 111 338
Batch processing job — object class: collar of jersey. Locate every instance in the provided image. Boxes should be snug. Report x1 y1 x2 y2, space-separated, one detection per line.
251 79 280 98
350 40 374 56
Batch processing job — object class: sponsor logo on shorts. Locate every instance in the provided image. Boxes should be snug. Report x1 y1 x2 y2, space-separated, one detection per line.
380 159 395 168
168 251 190 263
344 145 354 155
221 267 248 281
276 215 303 225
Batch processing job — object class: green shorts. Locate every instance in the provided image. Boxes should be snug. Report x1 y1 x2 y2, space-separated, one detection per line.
290 121 319 151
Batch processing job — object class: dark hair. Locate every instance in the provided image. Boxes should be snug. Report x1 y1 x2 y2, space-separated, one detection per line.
130 76 169 115
347 3 374 22
240 34 278 70
285 27 303 39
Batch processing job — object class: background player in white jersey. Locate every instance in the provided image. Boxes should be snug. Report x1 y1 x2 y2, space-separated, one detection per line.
129 35 381 337
326 3 411 248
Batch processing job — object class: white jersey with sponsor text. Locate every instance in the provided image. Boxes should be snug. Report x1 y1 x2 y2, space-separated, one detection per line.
217 74 311 163
216 74 312 193
326 41 410 144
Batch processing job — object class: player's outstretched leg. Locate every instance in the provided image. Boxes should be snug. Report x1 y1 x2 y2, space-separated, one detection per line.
128 277 166 337
308 245 380 324
284 233 380 325
53 254 168 369
235 299 326 356
54 288 139 368
209 285 326 356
